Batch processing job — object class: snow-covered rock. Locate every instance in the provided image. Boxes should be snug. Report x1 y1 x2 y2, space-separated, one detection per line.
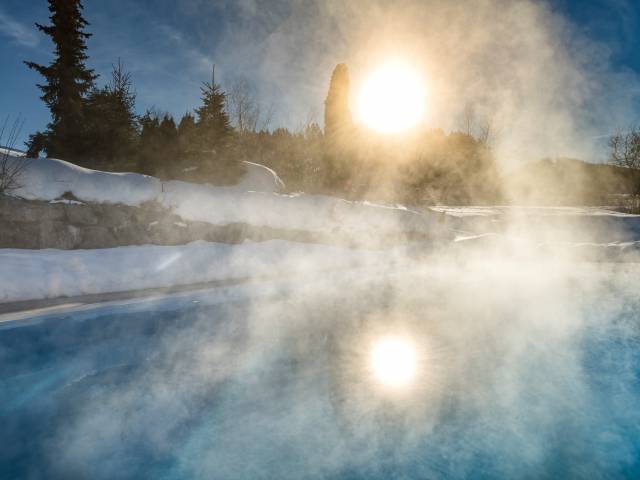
0 147 26 157
3 154 447 240
9 156 160 206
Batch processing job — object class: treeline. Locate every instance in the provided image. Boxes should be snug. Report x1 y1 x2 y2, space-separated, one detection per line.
25 1 263 185
24 0 503 206
320 64 502 204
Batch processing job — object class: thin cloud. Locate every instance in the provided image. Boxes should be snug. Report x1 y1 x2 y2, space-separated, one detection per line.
0 9 39 48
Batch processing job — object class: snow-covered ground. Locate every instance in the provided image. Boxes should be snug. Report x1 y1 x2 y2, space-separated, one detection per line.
5 154 445 238
431 205 639 217
436 205 640 246
3 155 640 478
2 154 640 304
0 240 399 303
1 234 638 304
0 147 26 157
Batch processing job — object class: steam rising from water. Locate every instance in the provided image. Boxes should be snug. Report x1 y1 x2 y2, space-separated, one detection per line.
3 1 640 478
21 244 637 479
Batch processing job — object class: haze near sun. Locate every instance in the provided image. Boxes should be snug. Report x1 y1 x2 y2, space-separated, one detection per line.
356 61 426 134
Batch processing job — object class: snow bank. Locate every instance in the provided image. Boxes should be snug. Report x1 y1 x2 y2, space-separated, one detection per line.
6 155 284 205
432 205 640 218
0 240 388 303
161 183 441 236
5 154 445 239
1 233 637 304
9 156 160 205
0 147 26 157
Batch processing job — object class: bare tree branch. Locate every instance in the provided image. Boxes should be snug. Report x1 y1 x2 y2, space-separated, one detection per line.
609 126 640 206
227 78 264 134
0 115 31 195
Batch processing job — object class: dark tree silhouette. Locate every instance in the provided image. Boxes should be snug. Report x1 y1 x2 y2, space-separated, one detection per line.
177 112 197 156
194 80 233 153
158 114 180 176
25 0 97 160
84 60 138 169
324 63 353 142
138 111 162 175
323 63 356 192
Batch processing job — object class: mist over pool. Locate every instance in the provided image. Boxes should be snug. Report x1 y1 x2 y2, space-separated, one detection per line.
3 0 640 477
2 250 640 479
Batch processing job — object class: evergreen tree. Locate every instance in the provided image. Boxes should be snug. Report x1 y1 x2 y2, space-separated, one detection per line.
158 114 179 160
194 80 233 153
138 111 178 177
323 63 356 193
24 0 97 160
84 60 138 169
138 111 161 175
324 63 352 142
177 112 197 156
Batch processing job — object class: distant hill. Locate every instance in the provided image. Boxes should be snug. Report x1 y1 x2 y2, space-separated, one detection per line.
505 158 636 206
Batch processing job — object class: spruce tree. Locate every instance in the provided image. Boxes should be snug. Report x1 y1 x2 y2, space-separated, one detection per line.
137 112 179 177
158 114 179 176
194 80 233 153
25 0 97 160
84 60 138 169
177 113 197 153
138 111 161 175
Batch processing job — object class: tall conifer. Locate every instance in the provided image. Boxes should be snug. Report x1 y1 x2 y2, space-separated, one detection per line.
25 0 97 160
194 78 233 152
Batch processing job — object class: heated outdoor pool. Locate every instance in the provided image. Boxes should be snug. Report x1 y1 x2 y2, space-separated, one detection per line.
1 264 640 479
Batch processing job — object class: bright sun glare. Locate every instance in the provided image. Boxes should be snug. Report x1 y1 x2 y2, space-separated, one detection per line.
356 62 426 134
370 336 417 388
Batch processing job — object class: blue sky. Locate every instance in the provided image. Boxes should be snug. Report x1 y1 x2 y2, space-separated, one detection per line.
1 0 639 155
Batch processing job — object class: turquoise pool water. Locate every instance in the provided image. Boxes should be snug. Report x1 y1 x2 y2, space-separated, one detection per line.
1 267 640 479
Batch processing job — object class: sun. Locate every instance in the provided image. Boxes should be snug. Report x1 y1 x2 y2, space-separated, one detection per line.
370 336 417 388
356 61 426 134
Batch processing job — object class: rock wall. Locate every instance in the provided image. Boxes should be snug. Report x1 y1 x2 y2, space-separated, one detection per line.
0 195 319 249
